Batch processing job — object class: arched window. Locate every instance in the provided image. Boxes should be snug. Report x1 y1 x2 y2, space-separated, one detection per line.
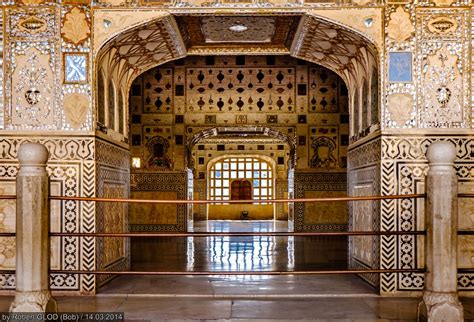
362 79 369 131
108 79 116 130
97 70 106 125
146 136 172 168
353 88 359 135
209 157 273 201
118 89 124 134
370 69 379 125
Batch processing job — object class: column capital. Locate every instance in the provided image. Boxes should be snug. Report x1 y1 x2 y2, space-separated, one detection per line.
18 142 49 166
426 141 456 166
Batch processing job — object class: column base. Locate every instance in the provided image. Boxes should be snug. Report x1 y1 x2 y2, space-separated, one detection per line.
9 291 57 312
418 291 463 322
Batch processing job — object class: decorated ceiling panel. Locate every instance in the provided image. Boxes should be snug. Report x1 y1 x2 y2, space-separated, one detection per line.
175 15 300 54
291 14 378 87
97 14 186 88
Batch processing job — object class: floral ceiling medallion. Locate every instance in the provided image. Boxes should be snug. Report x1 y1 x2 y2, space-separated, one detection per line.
18 16 47 34
428 17 458 34
62 7 90 45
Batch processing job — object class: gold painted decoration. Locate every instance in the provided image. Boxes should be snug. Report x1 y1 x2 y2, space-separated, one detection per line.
387 6 414 42
387 93 413 125
19 0 45 4
63 93 89 129
351 0 371 5
432 0 454 5
101 0 127 5
427 16 458 34
62 7 90 45
18 16 47 34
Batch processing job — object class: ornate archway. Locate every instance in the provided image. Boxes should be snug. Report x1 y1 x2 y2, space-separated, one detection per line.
95 10 382 290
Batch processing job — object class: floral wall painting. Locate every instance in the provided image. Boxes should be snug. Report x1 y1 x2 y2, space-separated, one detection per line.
63 92 89 129
387 7 414 42
61 7 90 46
388 52 412 83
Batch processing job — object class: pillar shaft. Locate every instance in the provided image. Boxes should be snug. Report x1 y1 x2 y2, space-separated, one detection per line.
10 142 56 312
418 141 463 322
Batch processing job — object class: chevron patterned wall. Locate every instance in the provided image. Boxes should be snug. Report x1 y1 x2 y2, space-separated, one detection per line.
0 136 96 294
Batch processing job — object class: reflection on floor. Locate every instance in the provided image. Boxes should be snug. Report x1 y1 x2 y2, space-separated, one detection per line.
105 220 370 298
131 220 347 272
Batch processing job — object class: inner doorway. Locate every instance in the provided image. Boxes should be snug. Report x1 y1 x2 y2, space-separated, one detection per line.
127 54 351 273
96 10 381 291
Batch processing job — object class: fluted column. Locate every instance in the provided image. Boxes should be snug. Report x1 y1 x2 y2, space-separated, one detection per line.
10 142 56 312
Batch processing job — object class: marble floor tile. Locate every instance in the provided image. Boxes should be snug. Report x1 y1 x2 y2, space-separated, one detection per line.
0 296 13 311
209 275 375 296
230 298 380 320
362 297 419 320
116 298 232 320
55 296 126 312
460 297 474 320
3 221 474 321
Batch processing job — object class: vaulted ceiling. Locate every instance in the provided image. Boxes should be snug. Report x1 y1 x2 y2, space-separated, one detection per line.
97 12 377 91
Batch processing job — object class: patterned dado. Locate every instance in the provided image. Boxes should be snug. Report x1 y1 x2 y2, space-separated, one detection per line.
95 139 130 287
130 172 187 232
294 172 347 231
0 136 95 294
347 135 382 288
379 135 473 294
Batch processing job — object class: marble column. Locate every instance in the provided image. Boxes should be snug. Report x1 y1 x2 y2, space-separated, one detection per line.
10 143 57 312
418 141 463 321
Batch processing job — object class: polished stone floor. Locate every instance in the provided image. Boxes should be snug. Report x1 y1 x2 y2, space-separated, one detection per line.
3 220 474 320
131 220 347 272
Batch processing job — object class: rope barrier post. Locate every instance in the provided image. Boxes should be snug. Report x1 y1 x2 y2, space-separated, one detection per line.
10 143 56 313
418 141 463 321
